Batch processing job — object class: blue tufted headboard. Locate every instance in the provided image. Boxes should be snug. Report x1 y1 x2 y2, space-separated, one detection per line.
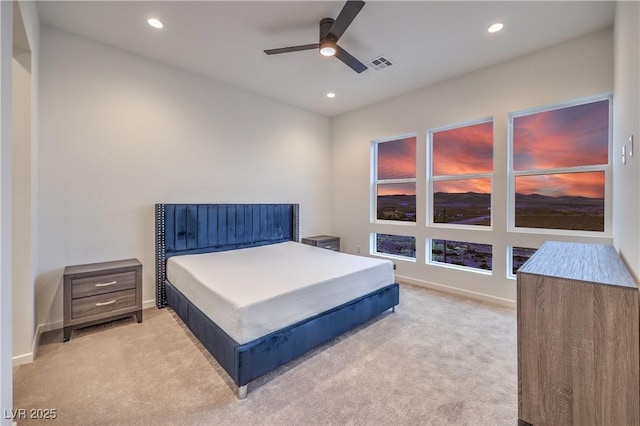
155 203 300 308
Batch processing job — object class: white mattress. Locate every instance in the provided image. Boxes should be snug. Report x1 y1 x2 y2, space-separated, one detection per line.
166 241 395 344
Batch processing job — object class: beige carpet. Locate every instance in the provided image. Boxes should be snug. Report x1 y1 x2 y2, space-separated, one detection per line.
13 284 517 425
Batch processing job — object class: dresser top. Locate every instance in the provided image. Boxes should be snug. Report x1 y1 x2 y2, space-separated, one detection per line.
64 258 141 276
519 241 636 289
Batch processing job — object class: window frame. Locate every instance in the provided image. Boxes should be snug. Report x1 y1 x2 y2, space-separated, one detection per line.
507 246 538 280
507 94 612 236
427 117 494 230
427 238 493 275
371 133 418 225
371 232 417 262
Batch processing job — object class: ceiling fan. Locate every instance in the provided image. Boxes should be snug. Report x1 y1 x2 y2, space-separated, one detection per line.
264 0 368 74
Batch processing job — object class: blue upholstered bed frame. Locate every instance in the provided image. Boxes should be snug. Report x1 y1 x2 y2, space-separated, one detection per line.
155 203 399 399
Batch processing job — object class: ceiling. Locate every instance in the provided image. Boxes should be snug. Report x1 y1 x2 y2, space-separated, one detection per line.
37 1 615 117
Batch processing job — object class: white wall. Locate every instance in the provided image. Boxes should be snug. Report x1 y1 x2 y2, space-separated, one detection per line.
21 0 39 363
11 0 39 366
0 1 13 422
613 1 640 281
12 55 32 363
0 0 38 414
36 27 331 330
331 29 614 305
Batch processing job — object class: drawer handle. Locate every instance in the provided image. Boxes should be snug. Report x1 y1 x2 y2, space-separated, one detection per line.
95 281 117 287
95 300 117 307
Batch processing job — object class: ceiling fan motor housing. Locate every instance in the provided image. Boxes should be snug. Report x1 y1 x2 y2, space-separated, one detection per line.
320 17 336 41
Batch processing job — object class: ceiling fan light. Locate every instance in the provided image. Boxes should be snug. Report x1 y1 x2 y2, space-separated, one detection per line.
319 40 337 57
320 47 336 57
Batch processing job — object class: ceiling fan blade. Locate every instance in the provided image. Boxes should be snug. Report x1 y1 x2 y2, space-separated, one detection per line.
264 43 319 55
335 45 367 73
328 0 365 41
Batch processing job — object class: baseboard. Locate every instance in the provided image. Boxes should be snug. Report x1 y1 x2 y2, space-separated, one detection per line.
37 319 63 334
12 351 33 367
13 300 156 367
396 275 516 309
12 320 63 367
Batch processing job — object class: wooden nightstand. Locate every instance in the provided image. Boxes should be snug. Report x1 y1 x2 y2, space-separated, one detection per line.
301 235 340 251
63 258 142 342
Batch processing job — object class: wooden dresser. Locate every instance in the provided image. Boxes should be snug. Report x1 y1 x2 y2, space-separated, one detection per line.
517 241 639 425
301 235 340 251
63 258 142 342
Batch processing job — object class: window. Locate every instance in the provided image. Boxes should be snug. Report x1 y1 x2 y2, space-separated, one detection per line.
374 233 416 259
431 239 492 272
373 135 416 222
510 97 610 232
510 246 537 277
430 120 493 227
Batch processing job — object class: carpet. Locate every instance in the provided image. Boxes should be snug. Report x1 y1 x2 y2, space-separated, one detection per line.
13 283 517 425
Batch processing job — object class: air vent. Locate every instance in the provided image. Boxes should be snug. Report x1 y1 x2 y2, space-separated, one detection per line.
366 55 393 71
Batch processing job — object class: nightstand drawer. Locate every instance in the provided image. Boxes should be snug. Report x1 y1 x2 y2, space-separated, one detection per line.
71 271 137 299
72 288 137 320
318 240 339 251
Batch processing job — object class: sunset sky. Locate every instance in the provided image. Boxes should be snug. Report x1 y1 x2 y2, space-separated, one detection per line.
376 100 608 198
378 182 416 196
516 172 605 198
377 137 416 180
513 100 609 171
433 178 491 194
513 100 608 198
432 121 493 176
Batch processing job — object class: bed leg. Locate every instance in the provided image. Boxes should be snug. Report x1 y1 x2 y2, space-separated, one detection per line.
238 385 248 400
391 306 396 313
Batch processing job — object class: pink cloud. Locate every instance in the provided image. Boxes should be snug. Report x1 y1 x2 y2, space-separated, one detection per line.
516 172 604 198
434 178 491 194
378 137 416 179
432 122 493 176
513 100 609 171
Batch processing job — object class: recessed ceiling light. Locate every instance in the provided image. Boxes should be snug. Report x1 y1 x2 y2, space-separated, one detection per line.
488 23 504 33
148 18 164 29
327 92 336 98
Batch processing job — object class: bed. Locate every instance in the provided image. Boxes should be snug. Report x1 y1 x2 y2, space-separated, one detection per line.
155 203 399 399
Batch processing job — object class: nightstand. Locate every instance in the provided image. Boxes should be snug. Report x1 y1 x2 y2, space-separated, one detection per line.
301 235 340 251
63 258 142 342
